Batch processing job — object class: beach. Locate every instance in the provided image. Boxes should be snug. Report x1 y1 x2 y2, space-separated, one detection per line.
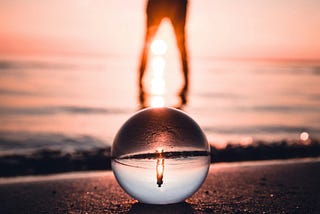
1 56 320 213
1 158 319 213
1 1 320 213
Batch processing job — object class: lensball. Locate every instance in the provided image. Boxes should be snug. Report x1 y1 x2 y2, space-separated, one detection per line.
111 107 210 204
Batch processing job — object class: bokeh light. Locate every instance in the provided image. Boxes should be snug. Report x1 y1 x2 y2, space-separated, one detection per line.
300 132 309 141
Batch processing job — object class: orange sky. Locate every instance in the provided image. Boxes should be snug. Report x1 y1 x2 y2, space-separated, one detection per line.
1 0 320 59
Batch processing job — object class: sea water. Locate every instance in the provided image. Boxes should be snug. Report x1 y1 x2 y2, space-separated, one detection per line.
0 56 320 155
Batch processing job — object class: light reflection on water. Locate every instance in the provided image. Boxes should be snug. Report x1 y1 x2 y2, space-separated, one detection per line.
0 56 320 153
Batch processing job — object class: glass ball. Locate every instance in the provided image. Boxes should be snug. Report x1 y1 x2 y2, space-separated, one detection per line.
111 107 210 204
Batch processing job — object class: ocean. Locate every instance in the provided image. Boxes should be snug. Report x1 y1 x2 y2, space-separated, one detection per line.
0 54 320 156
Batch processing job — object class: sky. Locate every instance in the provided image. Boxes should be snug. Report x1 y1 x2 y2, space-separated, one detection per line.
1 0 320 59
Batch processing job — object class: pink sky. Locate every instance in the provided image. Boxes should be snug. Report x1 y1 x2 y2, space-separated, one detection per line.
1 0 320 59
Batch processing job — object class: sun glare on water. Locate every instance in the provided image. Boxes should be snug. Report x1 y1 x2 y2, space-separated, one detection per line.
151 56 166 75
151 96 165 107
149 39 168 108
151 39 168 55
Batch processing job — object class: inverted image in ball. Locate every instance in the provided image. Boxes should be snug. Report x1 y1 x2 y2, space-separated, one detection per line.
112 107 210 204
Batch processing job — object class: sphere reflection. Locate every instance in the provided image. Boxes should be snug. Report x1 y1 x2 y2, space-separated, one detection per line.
112 107 210 204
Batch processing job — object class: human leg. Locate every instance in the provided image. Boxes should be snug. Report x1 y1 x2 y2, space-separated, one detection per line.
138 1 162 90
171 3 189 94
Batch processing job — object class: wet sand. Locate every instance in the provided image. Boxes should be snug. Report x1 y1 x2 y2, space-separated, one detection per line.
0 158 319 213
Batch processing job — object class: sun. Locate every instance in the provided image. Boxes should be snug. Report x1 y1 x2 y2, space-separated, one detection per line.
151 39 167 55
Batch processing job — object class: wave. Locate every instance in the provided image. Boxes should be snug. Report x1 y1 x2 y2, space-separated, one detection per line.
0 106 129 116
247 105 320 113
196 104 320 113
0 60 75 70
0 88 37 96
203 125 319 135
0 131 108 156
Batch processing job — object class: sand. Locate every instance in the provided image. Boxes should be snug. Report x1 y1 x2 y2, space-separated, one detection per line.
0 158 320 213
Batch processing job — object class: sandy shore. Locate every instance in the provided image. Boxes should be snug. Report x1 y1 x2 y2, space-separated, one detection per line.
0 158 320 213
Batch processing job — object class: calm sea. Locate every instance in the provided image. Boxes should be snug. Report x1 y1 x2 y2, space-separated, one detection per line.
0 55 320 155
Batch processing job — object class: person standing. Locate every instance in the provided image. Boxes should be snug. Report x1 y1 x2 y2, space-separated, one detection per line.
138 0 189 99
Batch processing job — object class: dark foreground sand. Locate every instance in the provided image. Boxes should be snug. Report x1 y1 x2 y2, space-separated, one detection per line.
0 158 319 213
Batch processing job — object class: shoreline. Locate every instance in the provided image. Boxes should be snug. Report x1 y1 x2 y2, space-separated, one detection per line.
1 139 319 177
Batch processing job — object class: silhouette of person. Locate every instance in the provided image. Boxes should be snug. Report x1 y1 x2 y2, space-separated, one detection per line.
138 0 189 103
